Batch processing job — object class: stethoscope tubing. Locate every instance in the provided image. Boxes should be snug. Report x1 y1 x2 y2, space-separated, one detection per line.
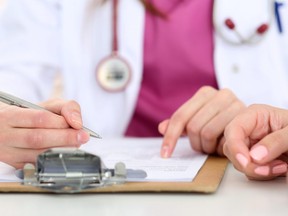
213 0 275 45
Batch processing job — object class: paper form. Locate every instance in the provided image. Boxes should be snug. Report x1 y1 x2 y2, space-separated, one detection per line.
0 162 20 182
82 138 208 182
0 138 207 182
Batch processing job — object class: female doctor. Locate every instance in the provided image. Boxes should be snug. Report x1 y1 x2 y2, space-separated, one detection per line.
0 0 288 169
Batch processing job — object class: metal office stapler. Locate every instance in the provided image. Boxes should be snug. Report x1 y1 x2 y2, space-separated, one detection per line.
22 148 147 193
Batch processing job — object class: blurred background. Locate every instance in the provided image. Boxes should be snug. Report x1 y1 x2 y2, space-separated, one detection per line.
0 0 6 9
0 0 63 98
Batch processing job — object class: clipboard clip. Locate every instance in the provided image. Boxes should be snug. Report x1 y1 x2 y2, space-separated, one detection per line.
22 148 147 193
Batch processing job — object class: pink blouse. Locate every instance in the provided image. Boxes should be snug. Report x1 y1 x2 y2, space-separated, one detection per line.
125 0 217 137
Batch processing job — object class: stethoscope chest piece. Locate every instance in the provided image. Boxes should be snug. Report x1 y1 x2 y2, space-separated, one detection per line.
96 54 131 92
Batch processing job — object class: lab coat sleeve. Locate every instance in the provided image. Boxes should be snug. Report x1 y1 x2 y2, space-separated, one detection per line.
0 0 61 102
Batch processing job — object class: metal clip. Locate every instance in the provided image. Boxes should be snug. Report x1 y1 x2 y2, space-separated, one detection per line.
22 148 146 193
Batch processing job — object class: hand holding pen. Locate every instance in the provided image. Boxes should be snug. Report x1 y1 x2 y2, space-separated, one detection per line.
0 91 101 169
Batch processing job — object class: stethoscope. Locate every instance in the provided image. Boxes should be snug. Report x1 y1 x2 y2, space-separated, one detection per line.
213 0 277 45
96 0 285 91
96 0 132 92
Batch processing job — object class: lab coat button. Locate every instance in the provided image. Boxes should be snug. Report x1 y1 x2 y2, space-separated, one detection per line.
232 65 239 73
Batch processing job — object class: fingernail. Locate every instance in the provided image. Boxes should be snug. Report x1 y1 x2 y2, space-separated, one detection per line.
77 130 89 144
272 164 287 175
71 112 82 127
250 145 268 161
254 166 269 176
161 146 171 158
236 153 248 168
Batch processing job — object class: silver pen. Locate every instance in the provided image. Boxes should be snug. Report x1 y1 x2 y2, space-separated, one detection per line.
0 91 101 139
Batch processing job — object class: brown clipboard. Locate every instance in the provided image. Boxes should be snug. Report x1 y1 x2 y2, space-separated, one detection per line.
0 156 229 194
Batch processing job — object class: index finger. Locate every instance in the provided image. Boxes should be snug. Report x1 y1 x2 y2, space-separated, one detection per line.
41 99 83 130
2 106 69 129
160 86 217 158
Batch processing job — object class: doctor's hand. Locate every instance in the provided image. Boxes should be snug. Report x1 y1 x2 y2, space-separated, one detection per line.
158 86 245 158
223 104 288 180
0 99 90 169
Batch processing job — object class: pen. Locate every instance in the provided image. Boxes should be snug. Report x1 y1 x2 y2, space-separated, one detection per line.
0 91 101 139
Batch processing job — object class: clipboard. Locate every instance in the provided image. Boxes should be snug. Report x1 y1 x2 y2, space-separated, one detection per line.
0 156 228 194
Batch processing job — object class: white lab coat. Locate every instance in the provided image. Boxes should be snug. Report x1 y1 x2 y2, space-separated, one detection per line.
0 0 288 137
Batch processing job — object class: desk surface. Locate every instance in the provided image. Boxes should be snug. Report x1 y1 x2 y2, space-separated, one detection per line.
0 163 287 216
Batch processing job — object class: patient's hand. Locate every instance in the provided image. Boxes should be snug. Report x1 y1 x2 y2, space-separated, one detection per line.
224 104 288 180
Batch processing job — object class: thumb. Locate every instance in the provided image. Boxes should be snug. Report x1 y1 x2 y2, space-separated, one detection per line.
250 127 288 164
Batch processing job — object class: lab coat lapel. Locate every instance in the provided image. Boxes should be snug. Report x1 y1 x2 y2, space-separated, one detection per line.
214 0 288 108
